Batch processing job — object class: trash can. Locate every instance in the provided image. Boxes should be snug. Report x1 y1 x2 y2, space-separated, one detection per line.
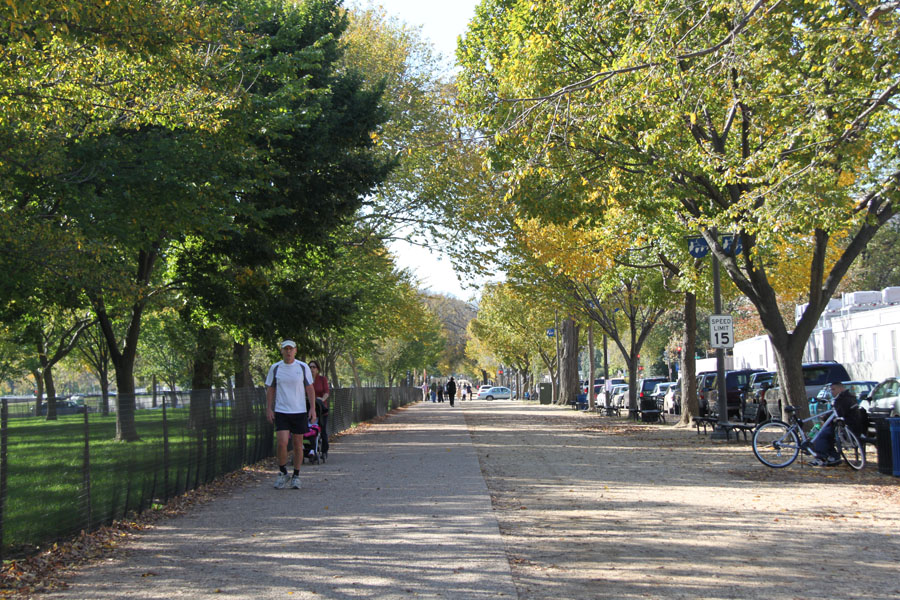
875 418 894 476
538 383 552 405
890 418 900 478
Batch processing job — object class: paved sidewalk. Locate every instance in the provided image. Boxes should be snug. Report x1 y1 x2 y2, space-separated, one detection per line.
47 402 517 599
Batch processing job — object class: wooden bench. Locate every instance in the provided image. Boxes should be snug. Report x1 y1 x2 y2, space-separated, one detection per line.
634 399 665 424
716 421 756 441
693 416 717 434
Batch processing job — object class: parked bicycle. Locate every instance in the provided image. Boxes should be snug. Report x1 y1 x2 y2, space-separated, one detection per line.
752 401 865 470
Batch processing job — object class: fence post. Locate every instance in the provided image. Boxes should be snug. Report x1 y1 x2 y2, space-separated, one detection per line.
162 394 170 502
1 399 7 562
82 405 92 531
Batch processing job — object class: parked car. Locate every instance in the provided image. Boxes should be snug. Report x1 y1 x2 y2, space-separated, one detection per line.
610 384 629 408
695 371 718 415
700 369 764 418
663 381 681 414
742 371 775 404
37 399 86 416
651 382 675 407
766 361 853 415
814 380 878 404
638 376 668 403
599 378 625 405
860 377 900 417
477 386 511 400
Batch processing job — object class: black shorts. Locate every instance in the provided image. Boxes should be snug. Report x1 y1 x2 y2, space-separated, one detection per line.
274 412 309 436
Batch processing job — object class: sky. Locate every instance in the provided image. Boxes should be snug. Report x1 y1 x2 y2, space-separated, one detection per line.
364 0 485 300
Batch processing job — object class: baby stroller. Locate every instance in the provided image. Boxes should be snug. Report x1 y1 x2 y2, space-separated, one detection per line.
303 422 324 464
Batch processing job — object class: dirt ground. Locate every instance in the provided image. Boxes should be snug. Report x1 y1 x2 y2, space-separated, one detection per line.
463 400 900 600
11 399 900 600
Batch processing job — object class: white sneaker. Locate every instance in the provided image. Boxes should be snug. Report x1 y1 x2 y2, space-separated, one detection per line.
274 472 290 489
289 475 301 489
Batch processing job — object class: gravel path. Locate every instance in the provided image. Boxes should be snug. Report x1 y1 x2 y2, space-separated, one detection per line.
44 399 899 600
45 402 516 599
464 401 900 600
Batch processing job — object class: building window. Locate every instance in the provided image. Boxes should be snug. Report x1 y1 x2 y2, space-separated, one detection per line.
858 334 865 362
873 333 878 362
892 330 897 362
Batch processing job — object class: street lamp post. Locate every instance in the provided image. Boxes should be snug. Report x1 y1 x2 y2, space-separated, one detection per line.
688 233 741 439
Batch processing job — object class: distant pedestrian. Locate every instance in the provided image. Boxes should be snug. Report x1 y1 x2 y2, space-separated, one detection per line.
308 360 330 459
466 383 473 400
437 381 444 403
265 340 316 490
447 377 457 407
430 380 437 402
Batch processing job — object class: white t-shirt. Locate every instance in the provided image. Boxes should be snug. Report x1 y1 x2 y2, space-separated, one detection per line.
265 360 312 414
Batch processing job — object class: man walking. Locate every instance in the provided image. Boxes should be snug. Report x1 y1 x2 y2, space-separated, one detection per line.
266 340 317 489
447 377 457 407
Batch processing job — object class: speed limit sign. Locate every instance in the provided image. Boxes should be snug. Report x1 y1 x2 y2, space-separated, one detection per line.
709 315 734 349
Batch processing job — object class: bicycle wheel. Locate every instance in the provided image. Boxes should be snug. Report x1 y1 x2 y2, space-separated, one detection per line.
836 423 865 470
752 421 800 468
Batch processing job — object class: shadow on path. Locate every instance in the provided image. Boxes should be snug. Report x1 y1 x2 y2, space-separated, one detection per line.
47 402 516 600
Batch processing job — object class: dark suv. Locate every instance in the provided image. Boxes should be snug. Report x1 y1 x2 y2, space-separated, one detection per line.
697 369 764 417
637 376 669 403
743 371 775 404
765 361 852 414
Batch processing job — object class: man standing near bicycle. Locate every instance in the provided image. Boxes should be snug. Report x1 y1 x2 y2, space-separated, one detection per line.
810 379 856 466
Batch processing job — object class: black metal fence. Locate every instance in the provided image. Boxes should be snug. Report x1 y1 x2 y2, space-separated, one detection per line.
0 385 420 560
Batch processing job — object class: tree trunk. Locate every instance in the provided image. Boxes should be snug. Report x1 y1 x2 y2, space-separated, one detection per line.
770 341 807 423
626 353 639 415
679 292 700 426
348 352 363 388
42 364 57 421
100 376 110 416
190 327 217 431
232 341 252 388
588 324 595 410
329 361 340 389
32 370 43 416
232 340 253 430
558 317 580 405
112 360 139 441
92 247 158 441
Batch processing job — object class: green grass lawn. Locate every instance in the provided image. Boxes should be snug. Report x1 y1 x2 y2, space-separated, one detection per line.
2 407 272 557
1 388 418 558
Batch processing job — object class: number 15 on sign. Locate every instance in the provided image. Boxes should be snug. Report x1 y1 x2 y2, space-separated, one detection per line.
709 315 734 349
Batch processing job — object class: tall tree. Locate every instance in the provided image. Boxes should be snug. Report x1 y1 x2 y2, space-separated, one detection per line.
459 1 900 417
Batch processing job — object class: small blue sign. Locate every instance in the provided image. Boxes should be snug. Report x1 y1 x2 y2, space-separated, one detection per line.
546 328 555 338
720 234 743 256
687 234 743 258
687 236 710 259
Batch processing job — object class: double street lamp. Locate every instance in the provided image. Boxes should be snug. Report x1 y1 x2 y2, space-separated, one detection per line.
688 232 741 439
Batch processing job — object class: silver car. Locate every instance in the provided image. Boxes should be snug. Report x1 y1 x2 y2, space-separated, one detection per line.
860 377 900 417
478 386 511 400
611 384 629 408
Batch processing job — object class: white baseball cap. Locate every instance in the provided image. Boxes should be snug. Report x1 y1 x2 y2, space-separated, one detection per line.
281 340 296 348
